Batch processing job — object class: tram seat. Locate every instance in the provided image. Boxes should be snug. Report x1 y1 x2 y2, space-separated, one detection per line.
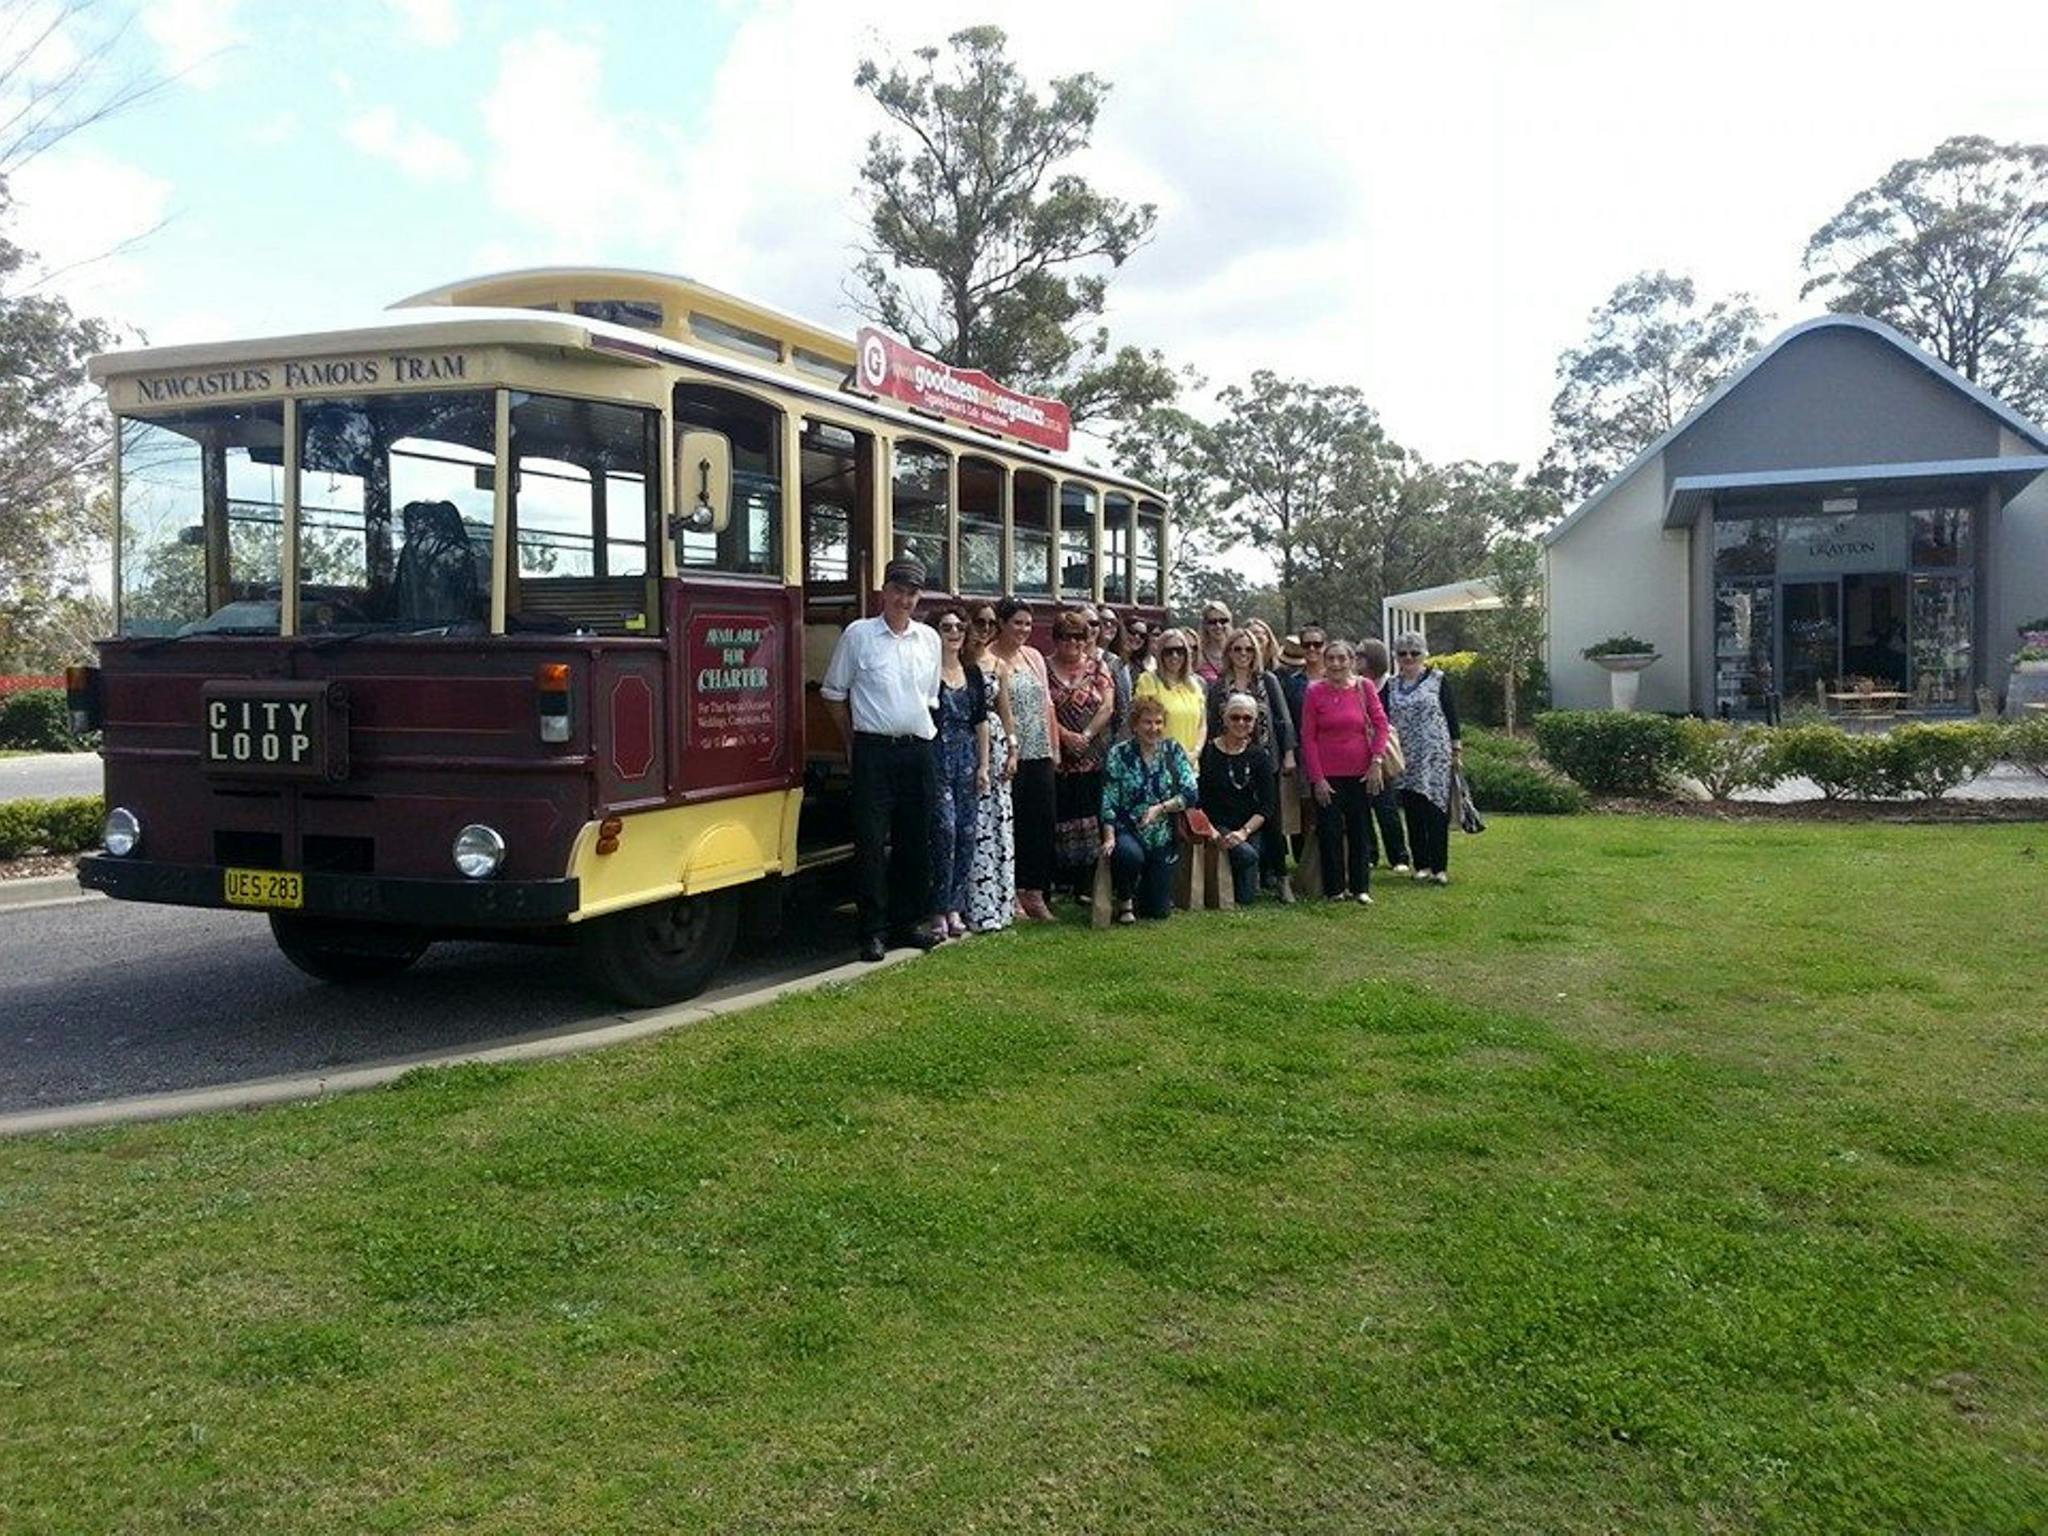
395 501 481 624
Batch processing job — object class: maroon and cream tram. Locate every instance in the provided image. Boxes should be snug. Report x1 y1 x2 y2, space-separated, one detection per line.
70 270 1172 1003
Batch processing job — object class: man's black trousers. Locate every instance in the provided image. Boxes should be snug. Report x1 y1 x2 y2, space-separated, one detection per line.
851 732 936 940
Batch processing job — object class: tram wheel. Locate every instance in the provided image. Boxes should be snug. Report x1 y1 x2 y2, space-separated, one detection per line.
576 888 738 1007
269 913 430 983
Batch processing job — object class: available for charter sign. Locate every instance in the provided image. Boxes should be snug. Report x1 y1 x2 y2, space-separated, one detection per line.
854 328 1072 452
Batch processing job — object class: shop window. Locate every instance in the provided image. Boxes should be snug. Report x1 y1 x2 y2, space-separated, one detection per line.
959 456 1005 594
1911 506 1972 568
674 383 783 578
1712 514 1776 578
1013 471 1054 598
893 440 951 591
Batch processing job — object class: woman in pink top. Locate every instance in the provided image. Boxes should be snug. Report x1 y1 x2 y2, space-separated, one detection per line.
1300 638 1391 903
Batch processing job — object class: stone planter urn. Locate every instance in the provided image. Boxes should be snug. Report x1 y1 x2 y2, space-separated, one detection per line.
1591 652 1659 712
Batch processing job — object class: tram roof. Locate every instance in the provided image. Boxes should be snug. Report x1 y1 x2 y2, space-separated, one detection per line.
89 294 1167 501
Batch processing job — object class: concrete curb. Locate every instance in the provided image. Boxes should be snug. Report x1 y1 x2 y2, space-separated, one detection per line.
0 872 91 912
0 946 918 1139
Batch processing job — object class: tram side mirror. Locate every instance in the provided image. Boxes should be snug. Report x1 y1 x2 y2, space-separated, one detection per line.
672 430 732 536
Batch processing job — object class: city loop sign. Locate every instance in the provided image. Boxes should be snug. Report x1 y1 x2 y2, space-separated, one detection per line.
853 328 1071 452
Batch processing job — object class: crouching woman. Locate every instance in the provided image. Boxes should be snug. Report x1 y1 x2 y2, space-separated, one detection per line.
1099 694 1199 923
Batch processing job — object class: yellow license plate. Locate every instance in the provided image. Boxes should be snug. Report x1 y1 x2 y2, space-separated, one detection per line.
224 868 303 910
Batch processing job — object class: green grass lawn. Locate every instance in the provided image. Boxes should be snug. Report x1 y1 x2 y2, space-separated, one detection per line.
3 817 2043 1532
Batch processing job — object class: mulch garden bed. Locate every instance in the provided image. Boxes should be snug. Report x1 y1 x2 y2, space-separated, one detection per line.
1595 795 2048 823
0 853 79 881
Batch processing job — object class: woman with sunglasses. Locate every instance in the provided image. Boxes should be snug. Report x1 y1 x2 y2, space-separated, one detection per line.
1098 607 1141 743
1301 638 1391 904
1049 610 1117 900
1200 692 1277 907
1382 633 1461 885
964 602 1019 933
1099 694 1199 922
1279 623 1328 870
1196 602 1234 682
1206 627 1298 902
1134 627 1207 759
990 595 1060 921
925 606 990 941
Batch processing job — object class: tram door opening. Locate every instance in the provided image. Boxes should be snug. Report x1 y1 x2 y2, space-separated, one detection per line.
799 418 874 853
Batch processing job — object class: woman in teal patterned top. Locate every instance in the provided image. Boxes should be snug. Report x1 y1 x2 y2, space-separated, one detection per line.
1098 694 1200 923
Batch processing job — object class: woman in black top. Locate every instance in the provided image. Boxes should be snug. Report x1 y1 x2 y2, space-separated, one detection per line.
1199 691 1277 907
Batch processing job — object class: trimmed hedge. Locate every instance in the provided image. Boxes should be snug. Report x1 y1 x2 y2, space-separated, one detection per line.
1872 722 2004 800
1532 711 1684 796
1770 725 1884 800
0 795 103 859
1461 753 1587 814
0 689 81 752
1674 719 1784 800
2007 714 2048 781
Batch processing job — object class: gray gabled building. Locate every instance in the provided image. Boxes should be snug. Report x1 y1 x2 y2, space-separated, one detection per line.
1543 315 2048 716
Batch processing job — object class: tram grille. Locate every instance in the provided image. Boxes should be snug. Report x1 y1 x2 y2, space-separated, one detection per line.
301 834 374 873
215 830 284 869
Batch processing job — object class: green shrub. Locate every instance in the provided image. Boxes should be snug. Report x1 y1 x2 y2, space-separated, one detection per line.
1460 753 1586 813
1769 725 1887 800
2006 715 2048 781
1531 710 1684 796
0 688 79 751
1581 635 1656 659
1871 722 2003 800
0 795 104 858
1428 652 1551 730
1461 727 1540 764
1776 702 1833 729
1674 718 1784 800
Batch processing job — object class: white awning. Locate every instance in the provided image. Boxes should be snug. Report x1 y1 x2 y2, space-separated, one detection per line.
1381 577 1510 647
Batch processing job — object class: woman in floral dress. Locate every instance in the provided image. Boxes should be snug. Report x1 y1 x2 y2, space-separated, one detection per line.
1380 632 1462 885
927 607 988 940
965 601 1018 933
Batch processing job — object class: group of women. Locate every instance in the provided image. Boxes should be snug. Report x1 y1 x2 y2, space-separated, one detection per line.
920 596 1463 937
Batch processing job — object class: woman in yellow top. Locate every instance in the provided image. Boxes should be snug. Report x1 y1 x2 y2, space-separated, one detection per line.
1134 627 1208 758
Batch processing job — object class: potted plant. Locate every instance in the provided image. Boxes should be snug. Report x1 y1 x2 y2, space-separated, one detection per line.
1582 634 1660 711
2016 645 2048 677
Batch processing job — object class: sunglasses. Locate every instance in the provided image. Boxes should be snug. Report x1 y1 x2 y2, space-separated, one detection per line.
1057 631 1087 641
938 621 965 632
1303 639 1326 649
1204 616 1230 625
1225 713 1256 723
1160 646 1188 657
971 616 997 628
1396 649 1422 658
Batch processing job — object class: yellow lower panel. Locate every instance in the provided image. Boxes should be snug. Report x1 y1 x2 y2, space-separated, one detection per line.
565 789 802 921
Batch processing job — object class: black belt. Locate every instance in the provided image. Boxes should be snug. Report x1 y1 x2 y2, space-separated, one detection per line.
853 730 930 745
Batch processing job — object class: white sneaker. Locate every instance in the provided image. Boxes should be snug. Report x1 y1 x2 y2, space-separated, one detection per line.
1432 872 1449 886
1412 869 1432 882
1356 891 1374 905
1391 862 1412 875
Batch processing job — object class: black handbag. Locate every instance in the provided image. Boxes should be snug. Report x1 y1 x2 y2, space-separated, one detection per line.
1452 768 1485 834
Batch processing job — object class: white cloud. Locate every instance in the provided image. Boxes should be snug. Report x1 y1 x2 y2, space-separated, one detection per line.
345 105 472 182
386 0 459 49
9 147 174 315
478 28 683 259
142 0 242 88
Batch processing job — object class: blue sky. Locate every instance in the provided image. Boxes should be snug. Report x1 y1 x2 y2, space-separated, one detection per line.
16 0 2048 476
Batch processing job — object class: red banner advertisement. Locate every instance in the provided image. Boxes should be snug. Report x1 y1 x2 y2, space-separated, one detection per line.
854 327 1072 452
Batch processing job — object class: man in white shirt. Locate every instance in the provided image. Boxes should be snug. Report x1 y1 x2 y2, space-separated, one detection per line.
821 555 944 961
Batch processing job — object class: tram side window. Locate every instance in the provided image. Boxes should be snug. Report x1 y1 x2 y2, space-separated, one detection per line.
508 394 660 635
296 391 496 634
959 456 1005 595
1136 500 1165 605
1012 472 1054 598
675 384 783 577
1060 482 1098 600
893 440 951 591
1104 492 1134 603
801 420 862 589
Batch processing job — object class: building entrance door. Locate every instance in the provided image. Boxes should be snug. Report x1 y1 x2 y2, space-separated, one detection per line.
1842 572 1909 689
1781 579 1840 707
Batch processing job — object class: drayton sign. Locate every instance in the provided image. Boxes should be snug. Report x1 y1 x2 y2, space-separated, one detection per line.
854 328 1072 452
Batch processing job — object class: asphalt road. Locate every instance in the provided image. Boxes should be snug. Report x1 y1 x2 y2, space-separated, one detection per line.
0 751 102 802
0 891 861 1114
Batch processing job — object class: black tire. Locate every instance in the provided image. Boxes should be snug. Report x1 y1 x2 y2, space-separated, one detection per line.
269 913 429 983
576 889 739 1007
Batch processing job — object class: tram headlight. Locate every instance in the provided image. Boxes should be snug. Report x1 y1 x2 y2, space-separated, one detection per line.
103 806 141 858
452 823 506 880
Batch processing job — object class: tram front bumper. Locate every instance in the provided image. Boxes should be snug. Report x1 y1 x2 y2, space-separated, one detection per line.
76 854 580 927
